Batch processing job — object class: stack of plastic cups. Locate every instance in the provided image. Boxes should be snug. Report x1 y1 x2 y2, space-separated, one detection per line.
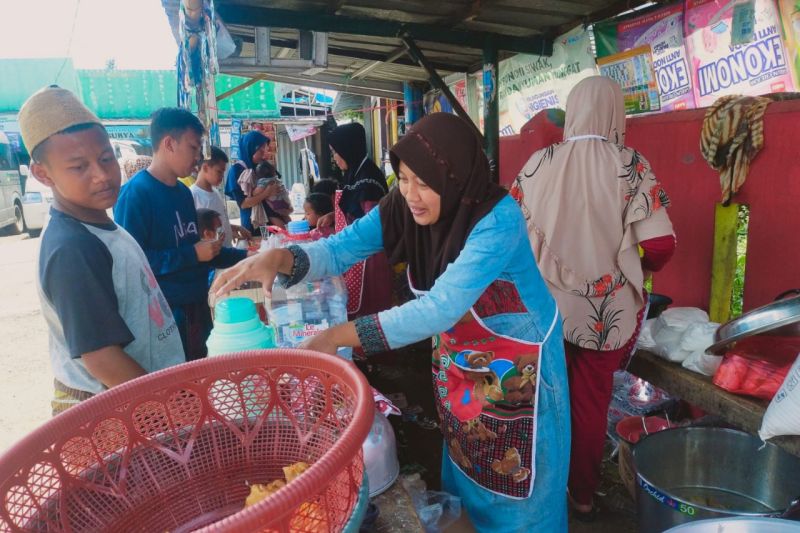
207 297 276 356
207 298 277 416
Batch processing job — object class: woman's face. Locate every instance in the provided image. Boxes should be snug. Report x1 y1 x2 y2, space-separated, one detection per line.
331 147 348 171
398 161 441 225
252 143 269 165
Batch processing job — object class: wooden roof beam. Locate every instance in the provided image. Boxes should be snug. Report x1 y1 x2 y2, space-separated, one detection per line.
217 4 553 55
220 68 404 99
552 0 656 36
327 0 344 15
236 33 471 73
350 46 408 79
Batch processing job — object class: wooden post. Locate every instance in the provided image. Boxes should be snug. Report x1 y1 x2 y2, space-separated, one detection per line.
483 36 499 183
709 203 740 323
401 35 482 142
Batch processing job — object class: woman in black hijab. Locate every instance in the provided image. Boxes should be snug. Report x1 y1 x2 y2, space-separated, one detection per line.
325 122 392 319
328 122 388 222
213 114 570 531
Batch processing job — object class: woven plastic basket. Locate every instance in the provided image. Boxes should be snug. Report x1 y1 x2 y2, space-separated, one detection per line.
0 350 373 532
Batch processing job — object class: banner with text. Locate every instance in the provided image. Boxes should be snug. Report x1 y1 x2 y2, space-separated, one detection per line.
497 25 597 135
598 46 662 114
685 0 794 108
595 3 696 111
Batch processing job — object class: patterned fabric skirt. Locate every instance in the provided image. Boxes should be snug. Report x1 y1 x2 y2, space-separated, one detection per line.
52 379 94 417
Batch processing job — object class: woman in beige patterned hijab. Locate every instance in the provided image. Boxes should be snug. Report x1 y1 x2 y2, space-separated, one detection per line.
512 76 675 519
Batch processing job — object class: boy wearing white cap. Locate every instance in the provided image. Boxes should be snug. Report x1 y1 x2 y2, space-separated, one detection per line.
19 86 185 415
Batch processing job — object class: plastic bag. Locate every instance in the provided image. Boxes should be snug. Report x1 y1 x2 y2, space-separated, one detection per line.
680 322 719 352
649 308 711 362
679 322 722 376
682 350 723 376
607 370 673 436
216 20 237 59
401 474 461 533
636 319 658 350
760 353 800 440
653 307 710 333
712 336 800 400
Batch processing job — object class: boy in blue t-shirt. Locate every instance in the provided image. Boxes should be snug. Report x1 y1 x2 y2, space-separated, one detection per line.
114 108 247 361
19 86 185 415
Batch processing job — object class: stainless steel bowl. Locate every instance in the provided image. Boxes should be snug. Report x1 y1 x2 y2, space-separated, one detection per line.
706 296 800 355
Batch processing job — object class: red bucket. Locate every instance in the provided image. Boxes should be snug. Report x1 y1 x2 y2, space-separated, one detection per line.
616 416 671 498
616 416 672 445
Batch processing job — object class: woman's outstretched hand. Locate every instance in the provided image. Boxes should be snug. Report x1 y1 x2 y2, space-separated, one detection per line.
211 248 294 298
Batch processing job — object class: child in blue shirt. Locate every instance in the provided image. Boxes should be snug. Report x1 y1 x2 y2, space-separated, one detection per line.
114 108 247 360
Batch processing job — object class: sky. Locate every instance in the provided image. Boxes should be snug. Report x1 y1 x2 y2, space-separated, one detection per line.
0 0 178 70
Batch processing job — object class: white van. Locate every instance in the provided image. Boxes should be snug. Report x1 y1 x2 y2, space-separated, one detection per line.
0 132 25 234
21 175 52 237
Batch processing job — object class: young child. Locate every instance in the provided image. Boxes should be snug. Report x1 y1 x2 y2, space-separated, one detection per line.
304 192 334 238
255 161 293 222
196 208 223 242
190 146 250 247
311 178 338 199
236 160 287 230
19 86 185 415
114 108 247 361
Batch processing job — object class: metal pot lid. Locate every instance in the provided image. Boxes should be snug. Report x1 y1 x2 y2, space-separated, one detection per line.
706 295 800 355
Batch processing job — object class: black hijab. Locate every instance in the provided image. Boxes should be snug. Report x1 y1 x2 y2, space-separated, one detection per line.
381 113 507 291
329 123 388 219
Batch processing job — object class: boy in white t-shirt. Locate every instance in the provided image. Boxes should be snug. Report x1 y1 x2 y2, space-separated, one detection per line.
190 147 250 247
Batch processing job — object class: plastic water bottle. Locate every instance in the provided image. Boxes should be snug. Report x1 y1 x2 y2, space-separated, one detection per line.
207 297 276 356
268 220 352 360
290 182 306 214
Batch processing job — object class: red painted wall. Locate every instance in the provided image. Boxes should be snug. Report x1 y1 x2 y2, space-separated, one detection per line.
500 100 800 313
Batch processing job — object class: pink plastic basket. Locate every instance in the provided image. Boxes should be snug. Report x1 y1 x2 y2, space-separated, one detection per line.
0 350 374 532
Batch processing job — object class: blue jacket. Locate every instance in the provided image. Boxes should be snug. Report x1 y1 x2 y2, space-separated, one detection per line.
294 196 560 348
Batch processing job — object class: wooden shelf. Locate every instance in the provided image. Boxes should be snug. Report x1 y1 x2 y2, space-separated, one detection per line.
628 350 800 457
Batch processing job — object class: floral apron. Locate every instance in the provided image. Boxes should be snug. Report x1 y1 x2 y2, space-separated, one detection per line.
412 277 558 499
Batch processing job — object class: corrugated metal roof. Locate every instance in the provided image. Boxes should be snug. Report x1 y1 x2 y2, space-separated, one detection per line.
161 0 650 98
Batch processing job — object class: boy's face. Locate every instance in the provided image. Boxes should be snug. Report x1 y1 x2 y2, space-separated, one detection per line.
31 126 121 213
202 217 222 241
161 130 203 178
201 161 226 186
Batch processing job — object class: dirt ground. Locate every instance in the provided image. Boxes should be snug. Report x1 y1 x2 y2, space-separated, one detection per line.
0 232 52 453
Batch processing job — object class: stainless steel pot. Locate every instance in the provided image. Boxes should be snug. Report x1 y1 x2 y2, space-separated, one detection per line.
666 517 800 532
362 412 399 497
633 427 800 532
